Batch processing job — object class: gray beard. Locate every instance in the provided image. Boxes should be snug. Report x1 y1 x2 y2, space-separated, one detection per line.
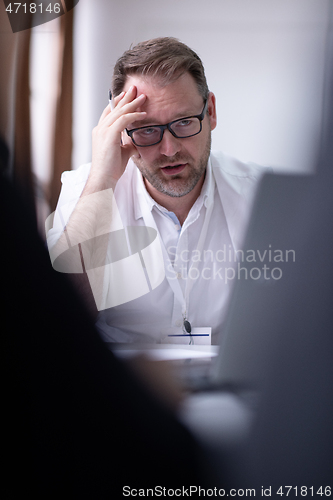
133 133 212 198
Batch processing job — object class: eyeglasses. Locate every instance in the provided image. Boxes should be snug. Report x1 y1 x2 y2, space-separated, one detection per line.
125 99 208 147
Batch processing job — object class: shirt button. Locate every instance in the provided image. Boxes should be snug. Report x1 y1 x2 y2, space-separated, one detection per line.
176 272 182 279
175 320 182 327
174 223 181 231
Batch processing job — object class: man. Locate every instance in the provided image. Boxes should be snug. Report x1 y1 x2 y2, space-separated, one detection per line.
47 37 266 344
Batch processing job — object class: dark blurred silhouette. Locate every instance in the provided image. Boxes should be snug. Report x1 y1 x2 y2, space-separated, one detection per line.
1 136 212 498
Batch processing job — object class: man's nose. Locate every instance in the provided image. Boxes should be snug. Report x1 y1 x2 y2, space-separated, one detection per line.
159 129 181 157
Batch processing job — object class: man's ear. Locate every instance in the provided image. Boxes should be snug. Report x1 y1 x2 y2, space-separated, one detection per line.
207 92 217 131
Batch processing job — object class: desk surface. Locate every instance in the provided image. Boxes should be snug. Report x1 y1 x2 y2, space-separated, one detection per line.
109 343 219 361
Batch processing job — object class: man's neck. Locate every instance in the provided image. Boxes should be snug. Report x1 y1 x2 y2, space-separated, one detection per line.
143 174 205 226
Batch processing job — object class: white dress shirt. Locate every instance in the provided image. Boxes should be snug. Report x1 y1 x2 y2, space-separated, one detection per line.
47 151 266 344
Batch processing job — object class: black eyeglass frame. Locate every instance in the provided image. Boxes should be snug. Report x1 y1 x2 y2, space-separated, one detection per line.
125 99 208 147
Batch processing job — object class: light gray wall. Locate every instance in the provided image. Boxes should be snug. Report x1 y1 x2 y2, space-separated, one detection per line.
72 0 331 173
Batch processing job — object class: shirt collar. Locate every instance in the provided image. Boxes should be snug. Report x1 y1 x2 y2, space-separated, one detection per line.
132 155 214 221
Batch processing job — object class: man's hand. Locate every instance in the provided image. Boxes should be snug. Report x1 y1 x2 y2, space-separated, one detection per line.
48 87 147 314
87 86 147 195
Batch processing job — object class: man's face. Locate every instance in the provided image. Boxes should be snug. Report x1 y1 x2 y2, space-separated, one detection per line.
122 72 217 198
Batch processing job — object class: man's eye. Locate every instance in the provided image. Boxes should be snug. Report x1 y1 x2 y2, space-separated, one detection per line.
140 127 158 136
177 119 193 127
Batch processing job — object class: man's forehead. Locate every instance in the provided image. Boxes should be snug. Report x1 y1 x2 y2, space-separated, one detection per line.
124 73 203 125
123 74 163 93
123 73 200 100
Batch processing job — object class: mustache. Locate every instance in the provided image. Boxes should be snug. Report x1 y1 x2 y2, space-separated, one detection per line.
152 153 192 168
